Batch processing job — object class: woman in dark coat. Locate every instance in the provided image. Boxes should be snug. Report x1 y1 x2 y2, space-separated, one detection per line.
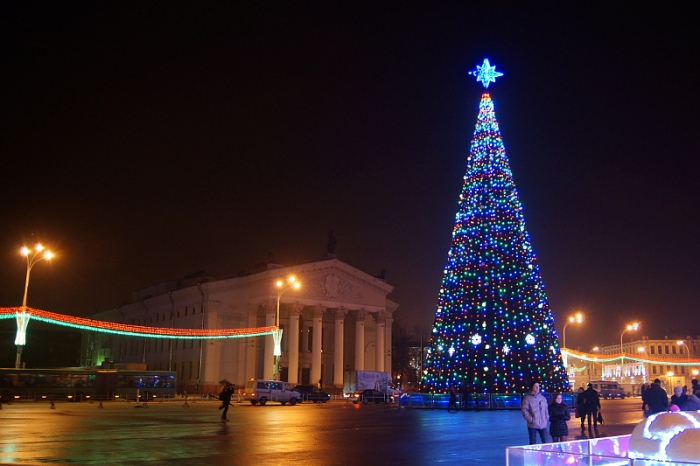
549 392 570 442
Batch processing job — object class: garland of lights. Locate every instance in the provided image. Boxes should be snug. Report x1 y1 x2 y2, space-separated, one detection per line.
1 307 277 340
563 348 700 366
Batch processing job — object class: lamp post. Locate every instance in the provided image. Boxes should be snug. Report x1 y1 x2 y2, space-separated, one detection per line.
15 243 54 368
562 312 583 350
274 276 300 381
677 341 690 359
637 347 648 384
620 323 639 356
619 322 639 383
590 346 601 382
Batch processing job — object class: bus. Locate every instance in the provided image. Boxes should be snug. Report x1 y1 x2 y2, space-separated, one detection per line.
0 368 176 402
589 380 625 399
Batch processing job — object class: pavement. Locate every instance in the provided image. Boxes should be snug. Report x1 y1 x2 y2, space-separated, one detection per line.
0 398 642 465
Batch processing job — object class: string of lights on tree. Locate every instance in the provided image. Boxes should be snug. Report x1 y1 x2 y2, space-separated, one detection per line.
421 58 569 394
0 307 275 340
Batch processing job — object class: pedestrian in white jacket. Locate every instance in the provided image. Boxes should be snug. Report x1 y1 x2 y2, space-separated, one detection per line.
521 382 549 444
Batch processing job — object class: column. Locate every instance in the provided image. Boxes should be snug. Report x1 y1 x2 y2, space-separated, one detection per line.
263 302 275 380
375 312 386 372
287 304 303 384
333 308 348 387
384 311 393 375
354 309 366 371
310 306 325 386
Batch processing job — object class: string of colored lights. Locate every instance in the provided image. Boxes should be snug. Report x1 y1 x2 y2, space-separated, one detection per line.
0 307 276 339
563 348 700 366
422 73 568 394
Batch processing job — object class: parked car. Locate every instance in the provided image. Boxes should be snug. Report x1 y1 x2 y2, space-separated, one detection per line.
353 389 390 404
293 385 331 403
243 379 301 406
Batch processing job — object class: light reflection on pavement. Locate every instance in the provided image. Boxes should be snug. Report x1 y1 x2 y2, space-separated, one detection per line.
0 398 643 465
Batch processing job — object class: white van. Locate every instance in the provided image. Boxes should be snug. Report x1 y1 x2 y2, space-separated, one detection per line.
243 379 301 406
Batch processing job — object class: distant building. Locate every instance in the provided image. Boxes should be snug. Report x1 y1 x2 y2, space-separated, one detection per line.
83 259 397 394
601 336 700 393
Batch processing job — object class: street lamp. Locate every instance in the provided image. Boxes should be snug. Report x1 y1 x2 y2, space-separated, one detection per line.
677 341 690 359
620 322 640 357
590 347 601 381
15 243 54 368
273 275 300 380
562 312 583 350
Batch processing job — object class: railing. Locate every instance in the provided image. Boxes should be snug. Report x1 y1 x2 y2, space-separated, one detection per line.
398 392 577 410
505 434 699 465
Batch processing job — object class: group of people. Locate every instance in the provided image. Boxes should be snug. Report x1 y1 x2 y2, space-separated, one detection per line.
521 382 573 444
522 382 601 445
641 378 700 414
522 379 700 445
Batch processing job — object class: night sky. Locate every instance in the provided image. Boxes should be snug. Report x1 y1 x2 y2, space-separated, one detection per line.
2 2 698 350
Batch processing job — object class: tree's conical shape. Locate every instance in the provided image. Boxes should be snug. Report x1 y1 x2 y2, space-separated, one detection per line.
422 93 568 395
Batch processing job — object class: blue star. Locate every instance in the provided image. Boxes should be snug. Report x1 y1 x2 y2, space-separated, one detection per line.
468 58 504 88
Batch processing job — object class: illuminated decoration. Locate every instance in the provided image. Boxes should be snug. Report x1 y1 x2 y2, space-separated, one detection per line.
15 310 30 345
563 348 700 366
0 307 276 339
468 58 504 88
629 411 700 462
448 346 455 357
422 71 568 394
273 329 283 356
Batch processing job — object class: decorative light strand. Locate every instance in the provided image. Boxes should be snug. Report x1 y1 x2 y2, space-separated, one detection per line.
1 307 276 339
563 348 700 366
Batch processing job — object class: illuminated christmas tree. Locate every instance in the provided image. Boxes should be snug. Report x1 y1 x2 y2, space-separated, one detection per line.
422 59 568 394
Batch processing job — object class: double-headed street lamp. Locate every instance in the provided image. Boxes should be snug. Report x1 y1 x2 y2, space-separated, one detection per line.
273 275 300 380
619 322 640 369
15 243 54 368
620 323 640 354
562 312 583 350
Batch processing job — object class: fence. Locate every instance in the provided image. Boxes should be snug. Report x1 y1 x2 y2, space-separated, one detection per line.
398 392 576 410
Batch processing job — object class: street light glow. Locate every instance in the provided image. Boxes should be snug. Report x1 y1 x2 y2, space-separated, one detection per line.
15 242 55 368
273 275 301 380
562 312 583 350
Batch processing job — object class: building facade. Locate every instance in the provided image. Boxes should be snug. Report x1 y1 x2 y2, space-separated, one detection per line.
601 336 700 394
82 259 397 394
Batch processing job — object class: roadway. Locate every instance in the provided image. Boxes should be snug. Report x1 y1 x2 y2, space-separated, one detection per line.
0 396 646 465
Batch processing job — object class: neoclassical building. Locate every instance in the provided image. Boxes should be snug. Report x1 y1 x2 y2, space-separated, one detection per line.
83 259 397 393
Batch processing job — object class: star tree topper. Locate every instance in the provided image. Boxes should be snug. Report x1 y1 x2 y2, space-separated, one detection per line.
468 58 504 88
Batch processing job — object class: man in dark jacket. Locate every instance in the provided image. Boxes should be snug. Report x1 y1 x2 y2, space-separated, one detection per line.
646 379 668 414
582 383 601 431
219 383 233 421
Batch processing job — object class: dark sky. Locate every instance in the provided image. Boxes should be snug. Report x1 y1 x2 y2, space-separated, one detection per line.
2 2 698 350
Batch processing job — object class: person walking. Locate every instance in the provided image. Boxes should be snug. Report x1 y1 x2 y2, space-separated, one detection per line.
640 382 650 412
575 387 586 429
447 384 458 412
582 383 601 432
219 383 233 421
521 382 549 444
549 392 570 442
646 379 668 415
